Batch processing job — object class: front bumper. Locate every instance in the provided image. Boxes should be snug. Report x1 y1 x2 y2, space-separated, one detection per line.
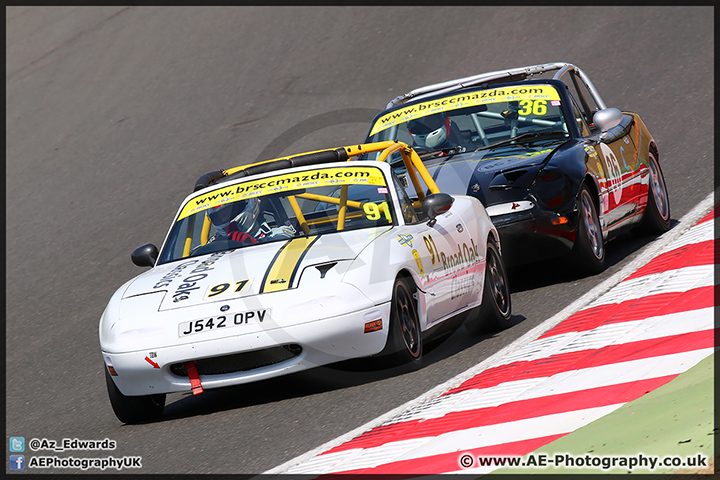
489 204 579 267
103 300 391 397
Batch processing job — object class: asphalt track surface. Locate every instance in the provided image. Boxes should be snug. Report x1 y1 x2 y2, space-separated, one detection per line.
5 6 714 474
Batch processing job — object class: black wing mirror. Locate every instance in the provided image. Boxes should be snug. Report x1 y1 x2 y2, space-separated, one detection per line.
421 193 454 227
131 244 159 267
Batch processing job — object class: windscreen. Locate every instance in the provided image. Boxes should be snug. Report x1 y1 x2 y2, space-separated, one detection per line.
366 83 569 155
158 165 395 264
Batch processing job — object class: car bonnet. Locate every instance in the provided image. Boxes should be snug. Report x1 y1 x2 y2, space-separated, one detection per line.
122 227 391 311
405 145 558 203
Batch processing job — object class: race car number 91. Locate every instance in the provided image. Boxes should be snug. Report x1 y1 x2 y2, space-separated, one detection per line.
178 309 269 337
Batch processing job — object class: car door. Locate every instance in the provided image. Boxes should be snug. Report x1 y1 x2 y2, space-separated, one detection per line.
391 171 478 326
565 72 644 231
593 132 643 229
418 209 478 326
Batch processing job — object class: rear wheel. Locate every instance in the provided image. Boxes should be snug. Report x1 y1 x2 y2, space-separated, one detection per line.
105 369 165 424
385 277 422 366
471 240 512 333
637 150 671 234
571 184 606 274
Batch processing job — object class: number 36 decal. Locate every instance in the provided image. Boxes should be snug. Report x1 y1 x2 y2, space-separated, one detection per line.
518 100 547 116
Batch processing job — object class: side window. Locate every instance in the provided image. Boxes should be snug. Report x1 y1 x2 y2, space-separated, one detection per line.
564 72 601 132
570 97 591 137
391 172 421 224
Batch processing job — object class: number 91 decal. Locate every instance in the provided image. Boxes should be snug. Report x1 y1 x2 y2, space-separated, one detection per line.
363 201 392 223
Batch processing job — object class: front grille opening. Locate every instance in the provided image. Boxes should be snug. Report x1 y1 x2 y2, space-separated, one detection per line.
170 344 302 376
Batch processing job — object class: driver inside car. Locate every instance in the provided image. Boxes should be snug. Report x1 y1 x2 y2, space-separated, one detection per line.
407 112 463 151
207 198 295 245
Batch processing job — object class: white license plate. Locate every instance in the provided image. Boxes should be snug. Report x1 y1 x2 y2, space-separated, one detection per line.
178 309 269 337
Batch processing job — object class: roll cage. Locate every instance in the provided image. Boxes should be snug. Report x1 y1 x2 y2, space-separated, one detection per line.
179 142 442 258
385 62 607 113
195 141 441 207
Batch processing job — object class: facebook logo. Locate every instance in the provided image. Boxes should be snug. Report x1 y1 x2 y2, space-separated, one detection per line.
9 455 25 470
9 437 25 452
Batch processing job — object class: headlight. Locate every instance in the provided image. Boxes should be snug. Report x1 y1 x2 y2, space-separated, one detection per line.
101 291 167 352
530 169 573 209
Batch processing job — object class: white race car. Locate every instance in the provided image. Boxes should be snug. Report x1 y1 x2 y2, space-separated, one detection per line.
100 141 512 423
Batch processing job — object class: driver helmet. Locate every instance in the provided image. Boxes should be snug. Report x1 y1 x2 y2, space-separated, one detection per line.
208 197 260 232
407 113 451 148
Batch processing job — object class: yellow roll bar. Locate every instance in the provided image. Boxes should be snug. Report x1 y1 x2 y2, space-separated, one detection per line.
296 192 363 210
215 140 440 196
336 185 349 231
183 141 440 257
182 215 196 257
287 195 311 235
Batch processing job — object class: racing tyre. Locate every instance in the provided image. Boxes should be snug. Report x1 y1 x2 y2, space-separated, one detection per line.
636 151 671 234
105 369 165 424
386 277 422 366
571 184 606 274
473 241 512 332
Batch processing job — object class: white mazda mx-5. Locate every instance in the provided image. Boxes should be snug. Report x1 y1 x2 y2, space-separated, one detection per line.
99 141 512 423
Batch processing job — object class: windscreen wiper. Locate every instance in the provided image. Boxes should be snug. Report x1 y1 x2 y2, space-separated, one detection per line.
416 145 467 158
475 131 569 151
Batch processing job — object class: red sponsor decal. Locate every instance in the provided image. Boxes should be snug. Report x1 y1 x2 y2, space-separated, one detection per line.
364 319 383 333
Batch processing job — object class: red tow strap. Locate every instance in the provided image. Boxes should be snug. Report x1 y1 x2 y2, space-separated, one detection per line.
186 361 204 395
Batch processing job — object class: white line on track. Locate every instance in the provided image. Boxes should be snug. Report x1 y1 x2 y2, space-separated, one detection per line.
588 264 714 307
330 345 714 427
265 189 718 474
504 305 713 364
281 405 625 474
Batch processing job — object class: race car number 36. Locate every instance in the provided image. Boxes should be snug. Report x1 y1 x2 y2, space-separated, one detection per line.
178 309 269 337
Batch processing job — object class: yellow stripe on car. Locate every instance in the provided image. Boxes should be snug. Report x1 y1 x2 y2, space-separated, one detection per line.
261 236 320 293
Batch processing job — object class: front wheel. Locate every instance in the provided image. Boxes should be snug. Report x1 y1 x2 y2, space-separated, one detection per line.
105 369 165 424
384 277 422 366
570 184 606 275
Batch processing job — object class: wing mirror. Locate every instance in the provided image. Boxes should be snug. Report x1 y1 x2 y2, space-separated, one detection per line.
593 107 623 133
131 243 159 267
422 193 454 227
